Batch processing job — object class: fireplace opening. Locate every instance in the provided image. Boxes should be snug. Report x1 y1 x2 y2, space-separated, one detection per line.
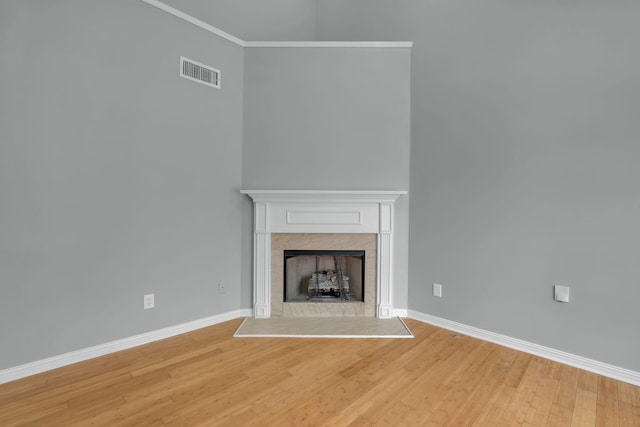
284 250 365 303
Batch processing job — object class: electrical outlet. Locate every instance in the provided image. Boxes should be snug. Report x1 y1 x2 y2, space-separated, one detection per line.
554 285 570 303
144 293 155 309
218 283 226 294
433 283 442 298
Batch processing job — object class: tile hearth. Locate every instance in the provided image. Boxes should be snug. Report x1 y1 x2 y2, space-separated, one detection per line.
234 316 413 338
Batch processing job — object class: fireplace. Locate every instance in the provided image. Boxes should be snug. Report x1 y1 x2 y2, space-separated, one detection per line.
284 250 365 303
272 233 376 317
241 190 406 318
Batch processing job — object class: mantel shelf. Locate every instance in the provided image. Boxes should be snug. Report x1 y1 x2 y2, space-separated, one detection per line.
240 190 407 204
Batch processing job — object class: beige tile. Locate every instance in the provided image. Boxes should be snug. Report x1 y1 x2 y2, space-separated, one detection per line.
283 302 365 317
234 317 413 337
271 234 377 317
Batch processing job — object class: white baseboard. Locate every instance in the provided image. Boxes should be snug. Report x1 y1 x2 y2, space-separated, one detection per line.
407 310 640 387
7 308 635 387
393 308 408 318
0 309 252 385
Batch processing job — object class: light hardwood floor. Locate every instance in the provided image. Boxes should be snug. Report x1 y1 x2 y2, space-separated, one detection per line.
0 318 638 426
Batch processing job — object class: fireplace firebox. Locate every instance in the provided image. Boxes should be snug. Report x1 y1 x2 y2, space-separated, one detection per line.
284 250 365 303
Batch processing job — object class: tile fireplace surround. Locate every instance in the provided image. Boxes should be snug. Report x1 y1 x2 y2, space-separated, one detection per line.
241 190 407 319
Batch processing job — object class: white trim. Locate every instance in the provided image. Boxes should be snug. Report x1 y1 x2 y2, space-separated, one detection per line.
394 308 408 318
244 41 413 48
408 310 640 387
8 309 635 387
0 309 252 385
242 190 407 319
140 1 413 50
141 0 245 46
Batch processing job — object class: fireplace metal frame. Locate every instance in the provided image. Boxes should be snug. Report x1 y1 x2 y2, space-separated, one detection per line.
283 249 366 303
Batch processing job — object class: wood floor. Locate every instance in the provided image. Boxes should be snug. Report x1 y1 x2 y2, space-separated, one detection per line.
0 318 638 426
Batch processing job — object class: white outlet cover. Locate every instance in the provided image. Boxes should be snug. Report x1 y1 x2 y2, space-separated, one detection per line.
554 285 570 303
433 283 442 298
144 293 155 309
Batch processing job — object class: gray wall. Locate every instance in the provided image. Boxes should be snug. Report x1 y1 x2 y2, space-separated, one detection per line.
317 1 640 371
162 0 317 41
242 47 412 311
0 0 244 370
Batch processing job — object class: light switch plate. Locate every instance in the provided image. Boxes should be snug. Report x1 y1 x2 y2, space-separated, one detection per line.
554 285 570 303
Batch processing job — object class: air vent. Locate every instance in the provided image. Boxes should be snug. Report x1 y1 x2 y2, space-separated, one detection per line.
180 56 220 89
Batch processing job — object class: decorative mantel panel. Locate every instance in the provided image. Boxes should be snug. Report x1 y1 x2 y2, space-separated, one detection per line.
241 190 407 319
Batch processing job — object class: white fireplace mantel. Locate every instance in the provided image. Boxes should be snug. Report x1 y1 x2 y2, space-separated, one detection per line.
241 190 407 318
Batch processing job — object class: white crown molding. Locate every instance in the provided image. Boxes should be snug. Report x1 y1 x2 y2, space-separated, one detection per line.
244 41 413 48
0 309 252 385
407 310 640 387
140 0 413 49
141 0 245 46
